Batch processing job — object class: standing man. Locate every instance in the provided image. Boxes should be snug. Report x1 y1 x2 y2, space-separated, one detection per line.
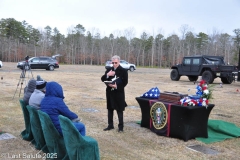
101 55 128 132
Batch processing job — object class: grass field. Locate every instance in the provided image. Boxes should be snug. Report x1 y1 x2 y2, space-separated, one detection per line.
0 62 240 160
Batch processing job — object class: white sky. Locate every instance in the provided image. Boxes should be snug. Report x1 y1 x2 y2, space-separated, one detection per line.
0 0 240 38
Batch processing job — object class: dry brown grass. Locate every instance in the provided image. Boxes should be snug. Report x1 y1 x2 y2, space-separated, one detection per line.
0 62 240 160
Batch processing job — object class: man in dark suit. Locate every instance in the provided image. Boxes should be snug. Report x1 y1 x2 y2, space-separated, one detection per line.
101 55 128 132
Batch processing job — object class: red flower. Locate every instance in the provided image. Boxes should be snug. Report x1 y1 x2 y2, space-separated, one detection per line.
199 80 205 87
202 86 207 90
191 99 196 104
205 99 209 105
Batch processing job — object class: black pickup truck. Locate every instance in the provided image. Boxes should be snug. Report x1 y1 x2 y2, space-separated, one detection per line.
170 55 238 84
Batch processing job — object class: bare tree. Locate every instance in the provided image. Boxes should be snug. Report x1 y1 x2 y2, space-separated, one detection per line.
208 28 219 56
179 24 191 58
109 33 115 57
155 33 164 67
185 31 195 56
124 27 136 61
140 32 148 66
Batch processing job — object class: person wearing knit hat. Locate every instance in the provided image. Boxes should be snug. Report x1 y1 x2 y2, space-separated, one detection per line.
23 79 36 105
29 80 47 110
36 80 47 92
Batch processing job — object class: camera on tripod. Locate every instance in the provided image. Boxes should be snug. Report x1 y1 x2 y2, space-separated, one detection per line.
24 56 30 70
13 55 33 99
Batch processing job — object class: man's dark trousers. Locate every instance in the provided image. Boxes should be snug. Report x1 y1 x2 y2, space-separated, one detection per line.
108 109 123 130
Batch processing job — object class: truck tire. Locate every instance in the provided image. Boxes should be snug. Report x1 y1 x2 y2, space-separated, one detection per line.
188 76 198 81
171 69 180 81
221 77 233 84
202 70 214 84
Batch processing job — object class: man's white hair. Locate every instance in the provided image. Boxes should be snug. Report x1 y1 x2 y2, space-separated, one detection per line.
111 55 120 61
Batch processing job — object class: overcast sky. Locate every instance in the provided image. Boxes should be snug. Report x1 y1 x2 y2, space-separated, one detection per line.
1 0 240 38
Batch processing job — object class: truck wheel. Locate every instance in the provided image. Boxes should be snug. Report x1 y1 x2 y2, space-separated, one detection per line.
202 70 214 84
170 69 180 81
221 77 233 84
129 66 134 72
188 76 198 81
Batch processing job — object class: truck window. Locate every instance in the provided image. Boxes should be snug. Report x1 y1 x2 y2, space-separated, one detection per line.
204 57 225 65
193 59 200 65
184 59 191 65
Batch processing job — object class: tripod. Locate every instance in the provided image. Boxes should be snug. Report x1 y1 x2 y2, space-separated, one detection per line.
13 61 33 99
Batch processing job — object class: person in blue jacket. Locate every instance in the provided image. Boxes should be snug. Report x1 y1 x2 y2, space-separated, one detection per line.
40 81 85 136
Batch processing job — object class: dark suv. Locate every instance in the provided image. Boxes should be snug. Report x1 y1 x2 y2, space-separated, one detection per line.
170 55 237 84
17 56 59 71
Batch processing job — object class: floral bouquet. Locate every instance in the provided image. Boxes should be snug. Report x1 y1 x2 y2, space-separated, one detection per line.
197 80 213 106
180 79 213 107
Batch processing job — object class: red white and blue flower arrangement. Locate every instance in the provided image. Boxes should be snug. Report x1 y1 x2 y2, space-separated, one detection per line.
180 80 213 107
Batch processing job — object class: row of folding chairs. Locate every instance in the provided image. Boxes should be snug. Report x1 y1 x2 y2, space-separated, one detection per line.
19 99 100 160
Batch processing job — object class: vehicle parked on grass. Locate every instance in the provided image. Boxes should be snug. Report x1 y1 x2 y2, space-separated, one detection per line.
105 60 136 72
17 56 59 71
170 55 238 84
0 60 2 68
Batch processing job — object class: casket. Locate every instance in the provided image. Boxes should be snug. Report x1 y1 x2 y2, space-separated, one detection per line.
159 91 188 103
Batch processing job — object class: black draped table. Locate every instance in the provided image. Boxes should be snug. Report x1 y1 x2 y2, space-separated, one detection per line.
135 97 214 141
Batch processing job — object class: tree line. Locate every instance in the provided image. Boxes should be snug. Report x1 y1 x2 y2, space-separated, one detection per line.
0 18 240 67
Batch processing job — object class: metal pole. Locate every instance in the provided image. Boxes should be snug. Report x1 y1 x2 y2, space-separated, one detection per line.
238 48 240 81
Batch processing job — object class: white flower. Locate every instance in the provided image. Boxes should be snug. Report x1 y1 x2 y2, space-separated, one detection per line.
188 101 195 106
202 100 207 106
203 89 209 95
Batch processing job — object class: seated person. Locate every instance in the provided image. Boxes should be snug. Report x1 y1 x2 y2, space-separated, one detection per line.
40 81 85 136
23 79 36 105
29 80 47 110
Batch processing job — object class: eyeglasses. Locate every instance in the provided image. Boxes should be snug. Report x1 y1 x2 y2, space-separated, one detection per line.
112 62 118 64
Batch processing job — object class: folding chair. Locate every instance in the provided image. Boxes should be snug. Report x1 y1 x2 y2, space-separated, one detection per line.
38 110 69 160
26 105 49 153
19 99 34 141
59 115 100 160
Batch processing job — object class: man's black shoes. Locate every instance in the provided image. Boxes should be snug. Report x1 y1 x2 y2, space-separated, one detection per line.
103 126 114 131
103 126 123 132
